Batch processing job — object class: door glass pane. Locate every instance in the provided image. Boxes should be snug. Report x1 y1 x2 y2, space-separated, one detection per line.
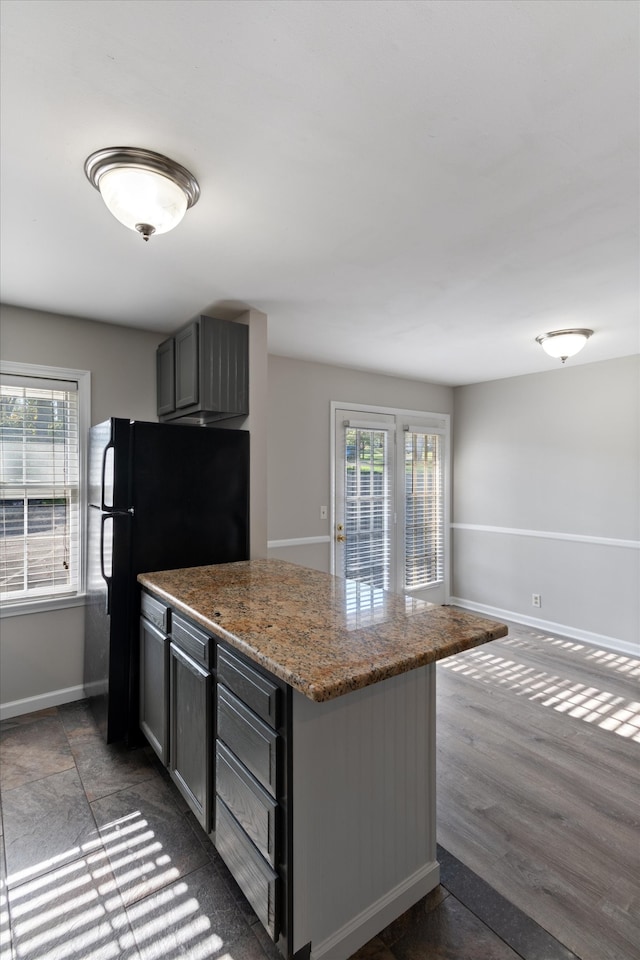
404 432 444 589
344 427 392 590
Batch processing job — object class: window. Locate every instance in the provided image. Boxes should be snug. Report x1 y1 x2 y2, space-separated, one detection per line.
0 363 90 611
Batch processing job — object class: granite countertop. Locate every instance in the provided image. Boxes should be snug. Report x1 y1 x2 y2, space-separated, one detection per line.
138 559 508 702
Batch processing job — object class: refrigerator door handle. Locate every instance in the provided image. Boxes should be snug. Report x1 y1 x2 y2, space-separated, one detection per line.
100 514 113 615
101 439 114 511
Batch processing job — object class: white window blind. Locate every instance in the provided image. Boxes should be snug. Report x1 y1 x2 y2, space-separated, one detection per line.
0 374 81 603
344 424 393 590
404 430 444 589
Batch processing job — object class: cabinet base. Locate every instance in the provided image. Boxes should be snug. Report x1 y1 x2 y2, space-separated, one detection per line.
309 860 439 960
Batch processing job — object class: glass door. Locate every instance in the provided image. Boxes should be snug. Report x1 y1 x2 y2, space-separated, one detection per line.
334 407 449 603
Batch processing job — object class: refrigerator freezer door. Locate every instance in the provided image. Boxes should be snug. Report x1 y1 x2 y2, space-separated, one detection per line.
88 418 131 511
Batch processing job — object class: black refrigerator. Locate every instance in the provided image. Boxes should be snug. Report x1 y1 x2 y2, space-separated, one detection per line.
84 418 249 744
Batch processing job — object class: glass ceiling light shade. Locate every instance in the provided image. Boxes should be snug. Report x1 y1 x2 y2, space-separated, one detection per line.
535 328 594 363
84 147 200 241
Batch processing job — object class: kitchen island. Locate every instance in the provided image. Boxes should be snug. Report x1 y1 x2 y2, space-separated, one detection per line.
138 559 507 960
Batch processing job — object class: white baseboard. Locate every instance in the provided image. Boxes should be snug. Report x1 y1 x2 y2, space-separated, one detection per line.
310 860 440 960
0 684 86 721
448 597 639 658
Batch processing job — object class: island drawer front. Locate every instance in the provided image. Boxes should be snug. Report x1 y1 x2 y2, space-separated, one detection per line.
217 685 278 797
217 644 280 728
216 739 278 867
216 798 279 940
141 591 170 633
172 613 212 669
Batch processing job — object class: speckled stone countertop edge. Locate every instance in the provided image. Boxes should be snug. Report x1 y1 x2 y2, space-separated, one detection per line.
138 561 508 703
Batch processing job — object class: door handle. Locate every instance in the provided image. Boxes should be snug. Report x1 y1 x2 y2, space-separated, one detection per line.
101 440 114 511
100 514 113 614
336 534 346 542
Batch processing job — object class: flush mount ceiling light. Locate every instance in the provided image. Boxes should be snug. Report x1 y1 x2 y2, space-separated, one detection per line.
535 328 594 364
84 147 200 241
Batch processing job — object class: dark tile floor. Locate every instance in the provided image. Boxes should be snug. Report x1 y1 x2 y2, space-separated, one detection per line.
0 701 579 960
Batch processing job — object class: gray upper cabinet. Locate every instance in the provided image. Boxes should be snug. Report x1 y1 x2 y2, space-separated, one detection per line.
175 320 199 409
156 338 175 416
157 315 249 423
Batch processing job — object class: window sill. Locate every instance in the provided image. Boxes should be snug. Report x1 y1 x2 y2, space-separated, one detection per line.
0 594 86 619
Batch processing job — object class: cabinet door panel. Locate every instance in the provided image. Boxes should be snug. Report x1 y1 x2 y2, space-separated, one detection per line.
170 642 212 829
175 321 199 408
156 338 175 415
139 617 169 764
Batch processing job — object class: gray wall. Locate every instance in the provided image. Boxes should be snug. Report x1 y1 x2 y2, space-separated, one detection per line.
0 304 165 712
451 355 639 651
267 354 453 572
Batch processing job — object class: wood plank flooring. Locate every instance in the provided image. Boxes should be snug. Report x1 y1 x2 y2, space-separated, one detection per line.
436 617 640 960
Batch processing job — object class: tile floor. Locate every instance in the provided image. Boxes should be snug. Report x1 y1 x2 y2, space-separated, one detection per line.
0 701 578 960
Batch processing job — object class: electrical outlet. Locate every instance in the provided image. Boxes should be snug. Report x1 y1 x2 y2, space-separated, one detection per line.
320 505 328 519
532 593 541 608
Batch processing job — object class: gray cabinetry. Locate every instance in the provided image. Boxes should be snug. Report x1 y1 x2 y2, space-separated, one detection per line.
216 740 278 866
138 594 296 956
217 685 278 795
175 321 199 409
139 591 170 764
156 338 175 416
216 798 280 938
169 614 213 830
156 315 248 423
214 642 290 946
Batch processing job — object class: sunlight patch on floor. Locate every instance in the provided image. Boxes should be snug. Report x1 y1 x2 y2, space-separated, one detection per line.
5 807 245 960
441 647 640 741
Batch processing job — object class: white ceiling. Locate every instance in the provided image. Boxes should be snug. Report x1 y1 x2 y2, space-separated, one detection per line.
1 0 638 386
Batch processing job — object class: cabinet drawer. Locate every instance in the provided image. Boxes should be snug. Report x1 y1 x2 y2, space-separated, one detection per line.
217 685 278 797
217 644 279 728
216 740 278 867
141 591 170 633
172 613 212 669
216 798 279 940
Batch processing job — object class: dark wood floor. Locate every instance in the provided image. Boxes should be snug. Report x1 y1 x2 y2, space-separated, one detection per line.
437 617 640 960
